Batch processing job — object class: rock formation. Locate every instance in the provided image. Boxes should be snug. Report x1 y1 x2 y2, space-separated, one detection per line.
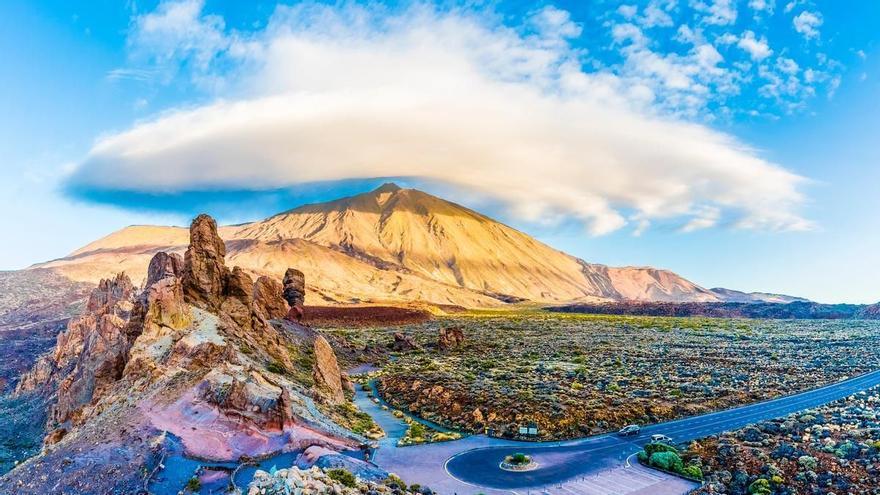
8 213 366 494
123 252 190 376
86 273 133 312
283 268 305 322
16 273 136 426
391 332 419 352
183 214 229 310
220 266 256 330
253 275 288 321
312 335 345 404
438 327 465 350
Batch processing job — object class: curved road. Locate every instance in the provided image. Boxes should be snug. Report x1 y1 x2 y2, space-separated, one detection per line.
443 369 880 490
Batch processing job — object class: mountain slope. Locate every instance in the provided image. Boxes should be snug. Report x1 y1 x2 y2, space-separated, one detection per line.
33 183 722 307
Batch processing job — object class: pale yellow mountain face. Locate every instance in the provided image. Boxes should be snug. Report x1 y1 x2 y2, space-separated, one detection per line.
33 183 720 307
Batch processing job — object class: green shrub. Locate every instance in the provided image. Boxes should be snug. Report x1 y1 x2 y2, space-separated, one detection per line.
409 423 427 439
327 469 357 488
266 361 286 374
637 451 649 463
645 442 679 456
649 451 684 473
748 478 772 495
681 465 703 480
510 452 529 465
185 476 201 492
386 474 407 491
798 455 818 470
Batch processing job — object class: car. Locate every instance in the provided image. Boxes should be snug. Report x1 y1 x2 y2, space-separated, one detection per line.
650 434 674 444
617 425 641 436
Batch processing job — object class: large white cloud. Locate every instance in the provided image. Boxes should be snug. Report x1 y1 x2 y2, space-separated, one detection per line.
69 1 812 235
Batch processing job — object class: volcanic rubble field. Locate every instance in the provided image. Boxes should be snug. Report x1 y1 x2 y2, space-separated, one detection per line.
684 385 880 495
326 311 880 440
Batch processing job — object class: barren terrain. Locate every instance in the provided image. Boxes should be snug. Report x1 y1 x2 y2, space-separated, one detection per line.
326 311 880 440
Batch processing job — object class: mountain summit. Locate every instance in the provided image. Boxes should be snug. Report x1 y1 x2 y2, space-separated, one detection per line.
37 184 723 306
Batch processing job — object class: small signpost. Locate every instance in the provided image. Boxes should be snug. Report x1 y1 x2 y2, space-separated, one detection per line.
519 422 539 436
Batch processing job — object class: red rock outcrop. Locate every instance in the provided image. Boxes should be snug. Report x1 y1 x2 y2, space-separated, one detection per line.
145 251 183 287
220 266 255 330
124 252 191 376
86 273 134 312
312 335 345 404
183 214 229 310
253 276 288 322
15 273 136 425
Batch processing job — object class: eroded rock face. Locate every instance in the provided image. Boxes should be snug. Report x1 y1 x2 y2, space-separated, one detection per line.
183 214 229 310
438 327 465 350
201 366 288 428
145 251 183 287
124 253 192 376
312 336 345 404
282 268 305 322
86 273 134 312
220 266 255 330
15 273 136 425
253 276 288 322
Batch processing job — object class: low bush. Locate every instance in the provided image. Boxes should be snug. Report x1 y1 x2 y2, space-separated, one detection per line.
327 469 357 488
185 477 201 492
748 478 772 495
649 451 684 473
645 442 678 456
681 465 703 480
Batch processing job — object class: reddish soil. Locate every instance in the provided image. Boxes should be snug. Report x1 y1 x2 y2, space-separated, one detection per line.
302 306 434 328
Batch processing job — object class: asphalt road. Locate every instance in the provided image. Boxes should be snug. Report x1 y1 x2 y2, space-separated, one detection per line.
445 369 880 490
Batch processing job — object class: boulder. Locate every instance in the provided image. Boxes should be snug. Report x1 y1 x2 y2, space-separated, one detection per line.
438 327 465 350
44 427 67 446
183 214 229 310
312 336 345 404
391 332 419 352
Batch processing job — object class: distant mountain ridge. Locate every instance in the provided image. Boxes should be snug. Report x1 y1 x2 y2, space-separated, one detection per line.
708 287 808 304
33 183 801 307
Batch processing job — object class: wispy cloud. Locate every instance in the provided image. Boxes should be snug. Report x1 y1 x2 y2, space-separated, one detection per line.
106 67 160 82
67 1 815 236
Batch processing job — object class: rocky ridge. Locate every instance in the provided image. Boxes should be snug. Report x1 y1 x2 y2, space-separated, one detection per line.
2 214 372 494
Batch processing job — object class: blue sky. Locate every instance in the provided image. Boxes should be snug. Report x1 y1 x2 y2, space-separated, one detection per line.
1 0 878 303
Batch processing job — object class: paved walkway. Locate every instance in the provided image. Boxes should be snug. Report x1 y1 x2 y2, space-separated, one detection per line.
528 464 695 495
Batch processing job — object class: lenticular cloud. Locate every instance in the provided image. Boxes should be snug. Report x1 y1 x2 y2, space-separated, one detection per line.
68 1 811 235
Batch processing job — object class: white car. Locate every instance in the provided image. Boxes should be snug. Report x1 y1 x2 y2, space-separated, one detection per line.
650 434 674 444
618 425 641 436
